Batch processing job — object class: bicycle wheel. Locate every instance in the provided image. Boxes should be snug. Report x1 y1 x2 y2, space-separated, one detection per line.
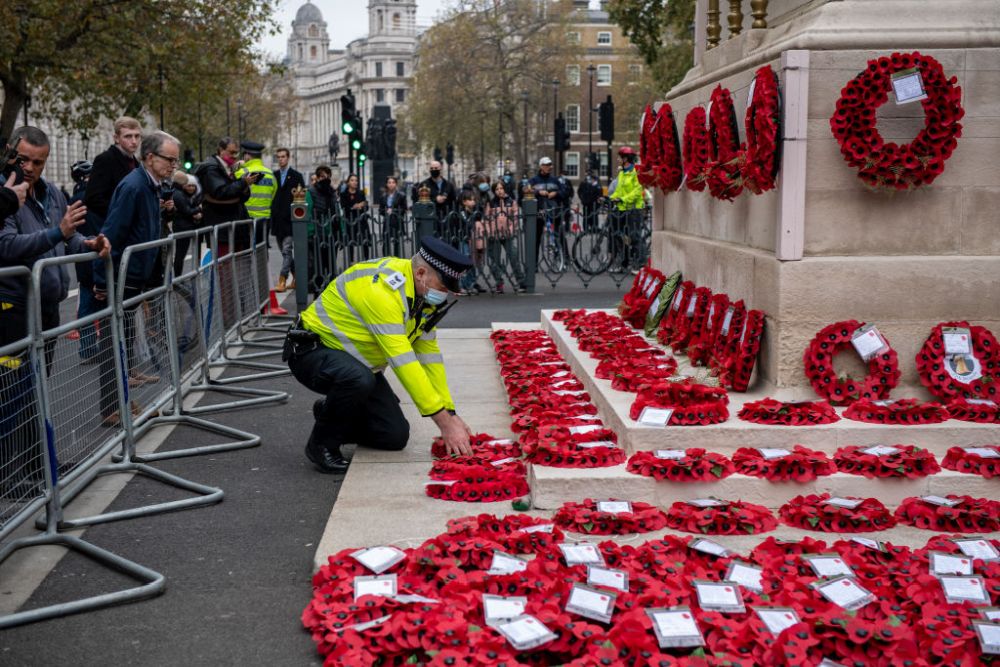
572 230 612 276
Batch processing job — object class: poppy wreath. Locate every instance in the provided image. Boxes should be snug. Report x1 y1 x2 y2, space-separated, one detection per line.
664 499 777 535
742 65 782 194
717 308 766 392
626 448 735 482
941 446 1000 478
667 286 712 354
945 397 1000 424
629 380 730 426
842 397 950 425
737 398 840 426
803 320 901 406
431 434 522 460
523 439 625 468
687 293 731 367
429 458 526 479
779 493 897 532
833 444 941 479
829 51 964 192
682 106 711 192
552 499 669 535
637 104 659 189
704 85 746 201
618 267 666 328
915 321 999 402
651 103 683 192
595 356 678 394
517 421 617 449
894 495 1000 533
655 280 694 346
709 300 746 376
424 471 530 503
732 445 838 482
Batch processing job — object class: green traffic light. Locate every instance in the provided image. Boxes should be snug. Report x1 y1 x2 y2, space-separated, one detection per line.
183 161 193 171
351 138 362 150
358 153 367 163
343 121 354 134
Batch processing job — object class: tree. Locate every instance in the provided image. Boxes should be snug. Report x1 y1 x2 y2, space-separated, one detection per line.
607 0 696 92
406 0 580 175
0 0 279 144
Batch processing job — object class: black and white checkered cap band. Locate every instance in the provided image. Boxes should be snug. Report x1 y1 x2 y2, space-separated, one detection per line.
419 247 463 279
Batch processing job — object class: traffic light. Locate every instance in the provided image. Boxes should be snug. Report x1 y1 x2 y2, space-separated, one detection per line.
433 146 442 163
355 125 366 164
554 113 569 152
341 92 357 134
182 148 194 171
599 95 615 143
588 151 600 171
445 143 454 166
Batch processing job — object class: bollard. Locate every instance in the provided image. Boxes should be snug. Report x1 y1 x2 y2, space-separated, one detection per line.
412 201 437 248
292 218 311 314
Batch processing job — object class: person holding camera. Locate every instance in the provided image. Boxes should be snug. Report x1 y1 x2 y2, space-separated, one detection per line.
0 149 28 221
194 136 256 254
93 131 181 426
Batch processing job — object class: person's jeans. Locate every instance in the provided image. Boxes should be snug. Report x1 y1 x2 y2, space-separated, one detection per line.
77 287 100 359
279 235 294 279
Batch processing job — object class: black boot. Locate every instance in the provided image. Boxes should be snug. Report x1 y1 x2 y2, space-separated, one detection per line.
306 399 350 474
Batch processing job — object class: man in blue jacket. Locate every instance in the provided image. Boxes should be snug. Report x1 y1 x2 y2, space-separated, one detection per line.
94 130 180 426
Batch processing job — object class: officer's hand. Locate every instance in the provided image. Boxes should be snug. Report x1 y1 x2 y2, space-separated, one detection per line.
433 411 472 456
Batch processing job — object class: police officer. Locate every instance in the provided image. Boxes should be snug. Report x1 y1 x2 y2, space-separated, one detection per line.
233 141 276 245
286 237 476 474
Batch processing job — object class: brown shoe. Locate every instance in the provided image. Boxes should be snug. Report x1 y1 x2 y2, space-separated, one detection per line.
275 276 287 293
101 412 121 428
287 275 295 290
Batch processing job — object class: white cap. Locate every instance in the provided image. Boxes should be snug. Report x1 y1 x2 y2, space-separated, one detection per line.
538 157 553 166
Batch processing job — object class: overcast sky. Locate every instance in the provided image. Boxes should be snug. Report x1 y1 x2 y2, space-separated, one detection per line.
259 0 450 59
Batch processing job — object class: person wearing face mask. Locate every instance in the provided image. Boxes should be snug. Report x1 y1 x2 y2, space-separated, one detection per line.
285 236 475 474
413 160 456 220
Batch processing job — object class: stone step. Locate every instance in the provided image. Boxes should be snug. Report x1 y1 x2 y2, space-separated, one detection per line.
529 462 999 510
541 310 998 457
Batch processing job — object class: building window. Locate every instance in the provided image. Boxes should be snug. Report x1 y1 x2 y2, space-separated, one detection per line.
376 89 385 103
566 65 580 86
596 64 612 86
597 31 612 46
392 13 401 29
375 62 383 77
566 31 580 44
298 44 303 60
628 64 642 83
310 45 317 59
308 24 318 38
396 61 405 76
395 89 405 103
565 104 580 133
565 152 580 178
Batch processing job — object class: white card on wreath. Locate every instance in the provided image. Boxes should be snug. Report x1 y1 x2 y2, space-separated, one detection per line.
930 552 974 576
891 69 928 104
862 445 900 457
577 440 616 449
484 438 514 447
941 575 989 604
922 495 962 507
560 542 605 565
982 608 1000 622
569 414 602 422
490 457 519 467
566 583 616 623
552 370 571 378
655 449 686 460
721 307 735 336
554 390 587 397
818 659 847 667
647 607 704 648
588 566 629 592
973 621 1000 655
966 399 997 407
521 523 554 534
965 446 1000 459
851 325 888 361
597 501 633 514
488 551 528 575
350 546 406 574
804 555 855 579
496 615 557 650
350 614 392 633
814 577 874 610
637 407 673 427
851 537 884 551
568 424 603 435
726 561 764 592
648 296 661 316
825 497 863 509
685 297 698 317
353 574 397 600
942 327 973 355
758 448 791 460
755 607 800 635
954 538 1000 561
746 76 758 110
483 594 527 622
694 581 745 613
690 538 732 558
688 497 728 508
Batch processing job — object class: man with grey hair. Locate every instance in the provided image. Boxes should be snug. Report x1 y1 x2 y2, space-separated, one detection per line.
94 130 180 426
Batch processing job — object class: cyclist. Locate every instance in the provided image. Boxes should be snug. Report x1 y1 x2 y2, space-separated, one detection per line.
528 157 569 270
608 146 644 272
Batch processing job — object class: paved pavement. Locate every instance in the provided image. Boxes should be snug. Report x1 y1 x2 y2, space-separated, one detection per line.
0 257 623 665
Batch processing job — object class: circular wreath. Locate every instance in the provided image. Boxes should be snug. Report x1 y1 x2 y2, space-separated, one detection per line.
425 471 529 503
946 397 1000 424
626 448 735 482
803 320 900 405
829 51 964 191
894 495 1000 533
667 286 711 353
742 65 781 194
718 308 765 392
656 280 694 347
637 104 660 189
779 493 896 532
737 398 840 426
429 458 526 479
842 398 949 425
732 445 837 482
652 104 683 192
915 321 999 401
688 293 731 367
832 444 941 479
705 85 745 201
682 107 711 192
597 356 678 393
664 499 776 535
941 446 1000 479
523 440 625 468
553 499 668 535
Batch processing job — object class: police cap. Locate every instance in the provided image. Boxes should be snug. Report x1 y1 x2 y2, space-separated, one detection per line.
240 140 265 155
418 236 473 292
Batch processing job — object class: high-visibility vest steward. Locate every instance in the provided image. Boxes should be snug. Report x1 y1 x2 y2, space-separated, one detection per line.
300 257 455 416
613 166 645 211
234 158 277 219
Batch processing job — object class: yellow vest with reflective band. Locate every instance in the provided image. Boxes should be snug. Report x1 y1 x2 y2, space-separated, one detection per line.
234 158 277 219
300 256 455 416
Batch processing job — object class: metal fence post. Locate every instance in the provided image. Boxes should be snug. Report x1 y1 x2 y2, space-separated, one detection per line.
521 197 538 293
412 202 436 246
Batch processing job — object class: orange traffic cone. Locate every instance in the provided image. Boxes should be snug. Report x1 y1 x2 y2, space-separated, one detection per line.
266 289 289 316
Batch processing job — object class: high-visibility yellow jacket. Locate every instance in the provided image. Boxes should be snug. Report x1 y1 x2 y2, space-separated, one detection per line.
234 158 277 219
613 166 645 211
300 256 455 416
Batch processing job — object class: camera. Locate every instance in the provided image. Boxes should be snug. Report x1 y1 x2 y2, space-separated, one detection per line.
2 146 25 183
159 181 174 201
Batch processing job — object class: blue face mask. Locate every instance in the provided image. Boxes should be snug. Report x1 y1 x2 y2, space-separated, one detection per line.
478 182 489 192
421 275 449 305
623 163 634 172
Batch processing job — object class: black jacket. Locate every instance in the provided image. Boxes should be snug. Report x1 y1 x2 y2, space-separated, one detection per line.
0 183 18 222
270 167 305 238
194 156 250 247
84 144 138 235
413 177 456 218
578 177 603 207
309 180 337 220
339 188 367 222
172 188 202 233
378 189 407 217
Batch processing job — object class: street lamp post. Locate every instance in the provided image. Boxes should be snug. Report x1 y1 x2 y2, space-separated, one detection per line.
498 109 503 176
587 64 596 175
551 78 560 172
521 90 529 175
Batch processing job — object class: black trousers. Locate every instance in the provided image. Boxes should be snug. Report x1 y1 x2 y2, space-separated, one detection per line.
288 346 409 455
97 285 144 418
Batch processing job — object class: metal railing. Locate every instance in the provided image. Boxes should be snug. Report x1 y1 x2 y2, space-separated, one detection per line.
0 219 292 629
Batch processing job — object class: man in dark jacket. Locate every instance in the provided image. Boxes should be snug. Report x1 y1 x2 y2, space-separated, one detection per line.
308 165 337 220
94 131 180 426
528 157 568 258
413 160 456 220
577 170 603 231
194 136 253 252
270 147 305 291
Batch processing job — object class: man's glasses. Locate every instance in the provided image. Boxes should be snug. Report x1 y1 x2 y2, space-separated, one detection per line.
154 152 179 165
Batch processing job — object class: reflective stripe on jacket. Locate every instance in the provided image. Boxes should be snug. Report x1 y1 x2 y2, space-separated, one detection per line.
299 256 455 416
234 159 277 219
